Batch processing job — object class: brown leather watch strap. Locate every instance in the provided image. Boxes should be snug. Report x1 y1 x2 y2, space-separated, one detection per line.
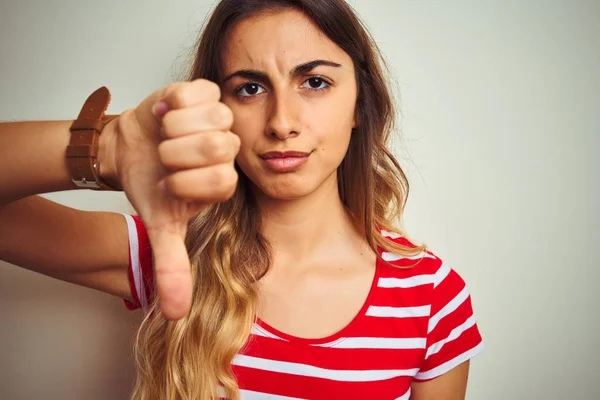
66 87 119 190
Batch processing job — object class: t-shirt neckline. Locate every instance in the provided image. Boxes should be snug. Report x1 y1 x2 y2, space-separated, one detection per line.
254 248 383 346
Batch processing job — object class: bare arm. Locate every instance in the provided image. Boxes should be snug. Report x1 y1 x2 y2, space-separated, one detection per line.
411 361 470 400
0 120 99 204
0 119 132 301
1 80 241 319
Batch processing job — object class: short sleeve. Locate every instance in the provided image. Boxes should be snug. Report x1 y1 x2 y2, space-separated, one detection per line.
414 265 484 381
122 214 155 310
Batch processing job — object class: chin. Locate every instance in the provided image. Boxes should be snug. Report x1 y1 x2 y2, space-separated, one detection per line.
252 176 320 201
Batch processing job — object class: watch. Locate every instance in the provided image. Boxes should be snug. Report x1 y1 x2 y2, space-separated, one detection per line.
66 86 120 190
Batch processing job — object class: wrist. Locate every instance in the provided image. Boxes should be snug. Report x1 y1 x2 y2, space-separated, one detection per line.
98 116 123 191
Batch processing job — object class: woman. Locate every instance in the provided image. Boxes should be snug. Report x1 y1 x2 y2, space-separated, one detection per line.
0 0 483 399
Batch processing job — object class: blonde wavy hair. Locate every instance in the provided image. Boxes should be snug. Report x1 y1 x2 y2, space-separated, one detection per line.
131 0 427 399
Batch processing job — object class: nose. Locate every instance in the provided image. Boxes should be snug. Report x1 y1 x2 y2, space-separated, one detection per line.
265 89 301 140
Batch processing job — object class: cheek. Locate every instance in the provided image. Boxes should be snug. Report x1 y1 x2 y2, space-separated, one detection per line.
306 100 355 162
319 130 352 169
305 83 356 131
233 133 257 173
229 118 264 181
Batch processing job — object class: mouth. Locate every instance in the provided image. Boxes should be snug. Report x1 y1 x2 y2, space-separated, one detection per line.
259 150 312 172
260 150 311 159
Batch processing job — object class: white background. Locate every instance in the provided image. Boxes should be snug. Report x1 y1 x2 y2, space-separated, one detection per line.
1 1 598 399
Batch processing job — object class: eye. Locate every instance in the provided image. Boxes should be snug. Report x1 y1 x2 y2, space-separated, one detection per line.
237 83 265 97
302 77 330 91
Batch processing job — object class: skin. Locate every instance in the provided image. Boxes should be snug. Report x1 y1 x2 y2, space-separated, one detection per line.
219 10 378 341
217 9 471 399
115 8 470 399
0 4 471 399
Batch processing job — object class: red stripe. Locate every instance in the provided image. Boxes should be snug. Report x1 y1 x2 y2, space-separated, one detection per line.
428 297 475 343
121 226 483 396
422 326 482 376
372 284 433 307
132 215 154 306
417 263 483 377
246 335 425 370
234 364 413 399
123 216 142 310
431 269 466 315
348 314 428 339
122 215 155 310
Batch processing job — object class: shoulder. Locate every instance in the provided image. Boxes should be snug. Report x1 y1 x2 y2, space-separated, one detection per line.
376 229 472 308
377 229 450 285
377 230 484 381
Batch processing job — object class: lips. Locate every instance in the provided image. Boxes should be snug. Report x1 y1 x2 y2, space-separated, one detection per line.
259 150 311 172
260 151 311 160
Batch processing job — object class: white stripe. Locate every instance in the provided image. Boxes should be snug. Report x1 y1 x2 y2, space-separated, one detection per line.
378 274 434 288
395 387 411 400
428 286 469 334
240 389 306 400
426 315 477 358
309 337 347 348
220 386 307 399
366 305 431 318
123 214 146 308
316 337 426 349
232 355 419 382
382 251 436 262
251 324 286 340
432 263 451 288
415 341 484 380
377 263 451 289
381 230 402 239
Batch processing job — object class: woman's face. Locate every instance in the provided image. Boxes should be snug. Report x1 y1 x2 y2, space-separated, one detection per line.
220 9 358 201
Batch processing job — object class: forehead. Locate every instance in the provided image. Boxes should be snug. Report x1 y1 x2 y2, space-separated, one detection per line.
222 8 352 73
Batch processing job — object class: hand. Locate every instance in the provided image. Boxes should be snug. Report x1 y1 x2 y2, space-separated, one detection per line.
101 79 240 320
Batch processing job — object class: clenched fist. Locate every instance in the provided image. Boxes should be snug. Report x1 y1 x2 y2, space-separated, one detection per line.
100 79 240 320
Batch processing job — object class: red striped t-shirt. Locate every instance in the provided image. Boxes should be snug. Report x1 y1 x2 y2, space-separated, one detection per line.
122 214 484 399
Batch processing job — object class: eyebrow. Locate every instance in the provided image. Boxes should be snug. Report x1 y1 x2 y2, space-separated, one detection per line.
222 59 342 84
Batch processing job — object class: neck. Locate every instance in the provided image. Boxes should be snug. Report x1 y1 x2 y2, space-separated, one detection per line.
253 173 358 264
